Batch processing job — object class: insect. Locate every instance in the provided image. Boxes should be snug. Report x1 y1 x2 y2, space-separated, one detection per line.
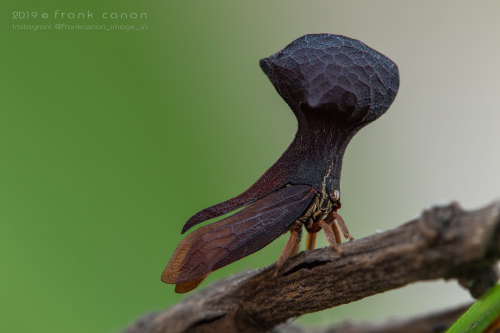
162 34 400 293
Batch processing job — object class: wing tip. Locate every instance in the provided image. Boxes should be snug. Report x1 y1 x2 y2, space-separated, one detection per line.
174 274 209 293
161 264 210 293
161 265 178 284
161 239 196 284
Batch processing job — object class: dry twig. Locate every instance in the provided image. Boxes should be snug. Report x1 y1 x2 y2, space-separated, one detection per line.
123 201 500 333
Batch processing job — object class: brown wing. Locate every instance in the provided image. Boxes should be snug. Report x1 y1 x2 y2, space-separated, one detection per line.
180 137 306 234
180 165 289 234
162 184 315 287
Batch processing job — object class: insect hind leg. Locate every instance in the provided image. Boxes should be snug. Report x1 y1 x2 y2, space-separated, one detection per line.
275 225 302 276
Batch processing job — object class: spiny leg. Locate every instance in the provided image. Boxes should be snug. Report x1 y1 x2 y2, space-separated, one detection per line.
332 211 355 241
319 220 343 255
306 232 317 250
275 226 302 276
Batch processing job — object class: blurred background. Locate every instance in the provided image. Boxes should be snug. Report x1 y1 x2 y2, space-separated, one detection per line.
1 1 499 332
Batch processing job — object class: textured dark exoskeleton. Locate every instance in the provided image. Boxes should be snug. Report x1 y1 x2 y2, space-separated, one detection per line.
162 34 400 293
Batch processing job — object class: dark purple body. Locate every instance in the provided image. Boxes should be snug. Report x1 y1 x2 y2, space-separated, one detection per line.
182 34 399 234
163 34 399 290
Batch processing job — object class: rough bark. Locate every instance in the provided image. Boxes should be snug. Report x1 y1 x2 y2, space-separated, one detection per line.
123 201 500 333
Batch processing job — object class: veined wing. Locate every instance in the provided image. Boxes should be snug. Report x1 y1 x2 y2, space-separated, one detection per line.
163 184 315 290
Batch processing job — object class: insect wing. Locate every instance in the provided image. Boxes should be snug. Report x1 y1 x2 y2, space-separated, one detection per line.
181 167 291 234
162 184 315 285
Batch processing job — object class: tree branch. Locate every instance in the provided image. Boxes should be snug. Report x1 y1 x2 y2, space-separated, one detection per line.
272 303 469 333
123 201 500 333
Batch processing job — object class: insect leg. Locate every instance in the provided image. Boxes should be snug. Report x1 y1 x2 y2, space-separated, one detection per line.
332 211 355 241
331 220 342 244
319 220 343 254
275 226 302 276
305 232 317 250
324 213 342 244
290 231 302 256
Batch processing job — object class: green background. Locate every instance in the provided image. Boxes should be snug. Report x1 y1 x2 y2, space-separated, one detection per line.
2 1 500 332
